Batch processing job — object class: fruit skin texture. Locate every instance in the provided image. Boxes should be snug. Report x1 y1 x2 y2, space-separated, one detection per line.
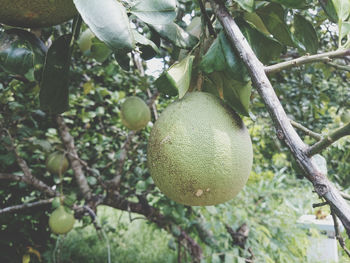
46 152 69 175
0 0 77 28
49 206 75 235
121 96 151 131
147 92 253 206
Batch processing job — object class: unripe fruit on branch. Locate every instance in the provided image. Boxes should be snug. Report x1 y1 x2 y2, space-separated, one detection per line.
46 152 69 175
147 92 253 206
49 206 75 235
121 96 151 131
341 110 350 123
0 0 77 28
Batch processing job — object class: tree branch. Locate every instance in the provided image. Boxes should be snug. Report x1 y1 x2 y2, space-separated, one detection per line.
307 122 350 156
331 208 350 258
265 49 350 74
326 62 350 72
198 0 216 37
290 120 322 140
1 129 56 197
0 199 53 215
103 193 202 262
209 0 350 238
56 115 92 200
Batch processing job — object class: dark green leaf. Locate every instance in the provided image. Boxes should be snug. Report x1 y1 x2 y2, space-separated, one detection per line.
293 14 318 54
73 0 134 51
90 38 112 63
236 18 283 64
257 3 295 46
133 30 159 54
130 0 177 25
40 34 72 114
154 72 178 96
319 0 338 22
0 29 46 77
114 50 130 71
151 23 198 49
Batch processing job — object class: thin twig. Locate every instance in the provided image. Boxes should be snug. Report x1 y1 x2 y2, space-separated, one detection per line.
331 208 350 258
291 120 322 140
307 122 350 156
198 0 216 37
312 202 328 208
265 49 350 74
0 199 53 215
326 62 350 72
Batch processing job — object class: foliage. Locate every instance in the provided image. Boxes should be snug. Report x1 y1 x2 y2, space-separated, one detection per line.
1 0 350 262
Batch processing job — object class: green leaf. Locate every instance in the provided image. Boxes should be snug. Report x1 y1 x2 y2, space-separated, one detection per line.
39 35 72 114
200 32 248 83
234 0 255 12
319 0 338 22
130 0 177 25
342 21 350 39
266 0 307 9
89 38 112 63
0 29 46 77
204 71 251 116
133 30 159 54
244 12 271 35
257 3 295 46
155 55 194 98
293 14 318 54
114 50 130 71
73 0 134 52
332 0 350 21
236 18 283 64
150 23 198 49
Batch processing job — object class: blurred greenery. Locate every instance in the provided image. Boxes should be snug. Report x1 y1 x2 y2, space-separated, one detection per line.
1 0 350 262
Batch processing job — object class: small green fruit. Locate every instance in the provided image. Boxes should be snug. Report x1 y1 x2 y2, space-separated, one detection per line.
147 92 253 206
341 110 350 123
49 206 75 235
46 152 69 175
77 29 94 54
121 96 151 131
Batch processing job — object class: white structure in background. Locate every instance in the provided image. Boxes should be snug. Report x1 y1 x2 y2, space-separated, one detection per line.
298 214 344 263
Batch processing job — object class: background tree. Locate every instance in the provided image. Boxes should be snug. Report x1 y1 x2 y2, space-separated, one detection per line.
0 0 350 262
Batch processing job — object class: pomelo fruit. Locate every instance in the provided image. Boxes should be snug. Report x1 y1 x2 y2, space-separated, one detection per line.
341 110 350 123
121 96 151 131
46 152 69 175
147 92 253 206
0 0 77 28
49 206 75 235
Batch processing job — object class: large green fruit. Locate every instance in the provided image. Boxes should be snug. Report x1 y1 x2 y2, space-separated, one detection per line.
121 96 151 131
49 206 75 235
147 92 253 206
46 152 69 175
0 0 77 28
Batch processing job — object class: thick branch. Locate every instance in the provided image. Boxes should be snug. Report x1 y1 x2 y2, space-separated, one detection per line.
56 115 92 200
209 0 350 238
265 49 350 74
0 199 53 215
308 122 350 156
